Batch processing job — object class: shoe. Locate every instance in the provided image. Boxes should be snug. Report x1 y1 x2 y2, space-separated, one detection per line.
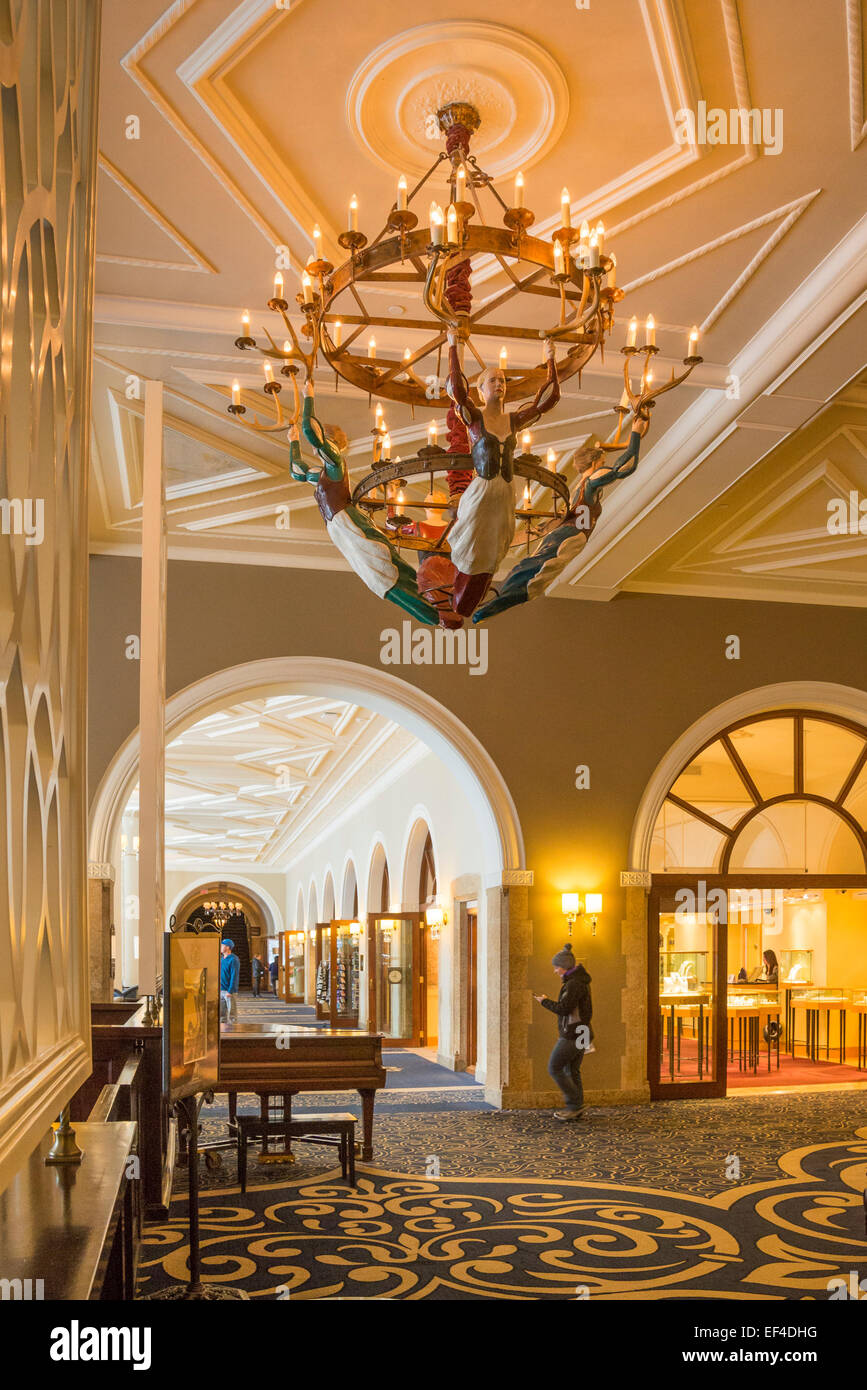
554 1108 585 1121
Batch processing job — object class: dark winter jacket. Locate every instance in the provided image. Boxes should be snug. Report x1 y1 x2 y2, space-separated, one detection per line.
541 965 593 1041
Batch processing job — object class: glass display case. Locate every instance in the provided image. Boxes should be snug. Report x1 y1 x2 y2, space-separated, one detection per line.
789 986 852 1005
285 930 306 1001
659 950 710 993
726 988 781 1011
315 920 361 1027
779 949 813 984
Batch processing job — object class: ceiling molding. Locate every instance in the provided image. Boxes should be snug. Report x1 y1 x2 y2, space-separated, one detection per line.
847 0 867 151
97 153 217 273
120 0 290 254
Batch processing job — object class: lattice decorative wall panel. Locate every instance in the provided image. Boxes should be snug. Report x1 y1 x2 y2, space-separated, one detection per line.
0 0 100 1189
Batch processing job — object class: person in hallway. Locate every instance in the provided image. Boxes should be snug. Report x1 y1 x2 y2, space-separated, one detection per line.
534 944 593 1121
269 953 279 994
761 949 779 984
251 953 264 997
220 938 240 1022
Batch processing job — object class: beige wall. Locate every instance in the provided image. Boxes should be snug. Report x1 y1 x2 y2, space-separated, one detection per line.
87 556 867 1099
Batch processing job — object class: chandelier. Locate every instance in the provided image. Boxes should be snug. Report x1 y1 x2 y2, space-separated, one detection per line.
227 102 701 628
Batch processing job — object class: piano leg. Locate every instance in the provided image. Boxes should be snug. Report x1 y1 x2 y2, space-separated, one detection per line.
360 1089 375 1161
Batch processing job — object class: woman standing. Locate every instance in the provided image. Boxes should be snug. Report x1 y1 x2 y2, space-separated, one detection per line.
534 944 593 1121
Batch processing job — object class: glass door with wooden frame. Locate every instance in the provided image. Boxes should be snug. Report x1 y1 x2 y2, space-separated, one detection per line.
367 913 425 1046
315 920 362 1027
649 883 727 1099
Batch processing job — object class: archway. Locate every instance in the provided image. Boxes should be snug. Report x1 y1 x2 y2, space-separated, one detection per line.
88 657 525 1105
627 684 867 1103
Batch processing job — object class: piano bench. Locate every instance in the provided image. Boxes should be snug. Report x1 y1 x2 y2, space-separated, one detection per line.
236 1113 357 1192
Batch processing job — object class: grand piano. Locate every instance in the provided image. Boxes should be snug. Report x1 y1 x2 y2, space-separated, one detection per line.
218 1022 386 1159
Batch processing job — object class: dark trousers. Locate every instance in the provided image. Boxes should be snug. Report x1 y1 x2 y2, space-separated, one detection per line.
548 1037 585 1110
252 977 261 997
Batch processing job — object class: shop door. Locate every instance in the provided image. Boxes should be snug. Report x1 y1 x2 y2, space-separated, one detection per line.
648 882 727 1099
367 913 424 1046
465 909 478 1070
314 920 362 1027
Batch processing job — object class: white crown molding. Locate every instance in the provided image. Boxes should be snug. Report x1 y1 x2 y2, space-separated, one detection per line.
97 153 217 273
549 211 867 599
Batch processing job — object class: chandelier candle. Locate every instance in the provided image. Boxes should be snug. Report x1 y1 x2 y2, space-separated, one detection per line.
561 187 571 228
349 195 358 232
447 204 458 245
627 316 638 347
430 203 444 245
397 175 407 211
645 314 656 347
499 346 508 371
514 171 524 207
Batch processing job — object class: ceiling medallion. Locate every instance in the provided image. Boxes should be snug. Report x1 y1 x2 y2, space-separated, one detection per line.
227 103 702 631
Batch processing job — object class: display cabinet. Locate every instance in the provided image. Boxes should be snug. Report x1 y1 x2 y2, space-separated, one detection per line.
789 987 853 1063
284 930 306 1001
779 949 812 984
660 950 710 992
315 920 362 1027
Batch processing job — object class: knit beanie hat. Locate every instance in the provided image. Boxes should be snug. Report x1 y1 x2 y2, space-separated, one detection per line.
552 943 575 969
221 938 234 949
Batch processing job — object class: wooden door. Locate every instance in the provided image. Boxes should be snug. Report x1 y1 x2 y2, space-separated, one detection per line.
466 909 478 1070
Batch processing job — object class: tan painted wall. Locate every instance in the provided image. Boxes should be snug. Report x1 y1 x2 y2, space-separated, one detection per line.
87 556 867 1098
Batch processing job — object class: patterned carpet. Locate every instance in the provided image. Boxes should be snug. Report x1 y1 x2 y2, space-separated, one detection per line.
138 1092 867 1300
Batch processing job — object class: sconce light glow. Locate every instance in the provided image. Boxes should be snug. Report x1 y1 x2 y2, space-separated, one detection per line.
561 893 581 917
585 894 603 915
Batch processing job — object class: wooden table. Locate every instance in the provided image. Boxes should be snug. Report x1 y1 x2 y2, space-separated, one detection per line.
727 1003 781 1073
791 998 849 1064
659 992 711 1080
218 1022 386 1159
0 1121 138 1300
852 1003 867 1070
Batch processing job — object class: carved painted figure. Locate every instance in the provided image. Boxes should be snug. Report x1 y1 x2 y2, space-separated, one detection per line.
446 330 560 616
292 382 439 627
473 417 650 623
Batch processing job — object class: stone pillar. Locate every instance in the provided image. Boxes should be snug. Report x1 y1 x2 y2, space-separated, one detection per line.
87 863 116 1002
483 871 535 1108
621 884 651 1101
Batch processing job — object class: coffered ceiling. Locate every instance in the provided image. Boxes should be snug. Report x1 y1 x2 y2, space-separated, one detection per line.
91 0 867 604
124 694 425 868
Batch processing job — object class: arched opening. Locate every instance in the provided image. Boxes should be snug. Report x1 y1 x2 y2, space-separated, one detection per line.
366 841 390 914
88 658 523 1101
630 690 867 1102
341 859 359 918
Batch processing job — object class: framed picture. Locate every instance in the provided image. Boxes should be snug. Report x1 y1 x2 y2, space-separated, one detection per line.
162 931 221 1102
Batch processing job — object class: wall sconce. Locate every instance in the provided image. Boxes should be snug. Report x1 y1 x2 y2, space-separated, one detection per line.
561 893 581 936
561 892 602 936
585 893 602 936
425 905 447 940
348 921 361 937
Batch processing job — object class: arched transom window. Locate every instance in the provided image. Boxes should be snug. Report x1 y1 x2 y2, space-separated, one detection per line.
651 712 867 874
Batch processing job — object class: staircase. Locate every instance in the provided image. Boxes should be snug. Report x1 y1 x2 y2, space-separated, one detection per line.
226 913 252 989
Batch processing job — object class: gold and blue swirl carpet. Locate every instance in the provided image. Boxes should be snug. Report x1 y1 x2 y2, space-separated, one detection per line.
138 1093 867 1300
